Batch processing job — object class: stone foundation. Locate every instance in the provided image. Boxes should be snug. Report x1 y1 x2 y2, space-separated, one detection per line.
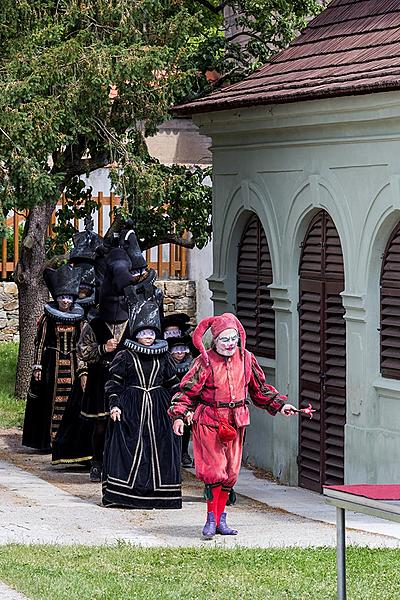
0 282 19 342
0 280 196 342
156 280 196 321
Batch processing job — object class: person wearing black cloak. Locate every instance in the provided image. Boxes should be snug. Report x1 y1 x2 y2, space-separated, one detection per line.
51 220 102 465
102 308 182 509
167 334 194 467
22 264 84 452
78 225 162 482
163 313 195 468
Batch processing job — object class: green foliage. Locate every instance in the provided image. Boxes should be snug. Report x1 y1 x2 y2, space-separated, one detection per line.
0 544 399 599
113 162 212 249
0 342 25 428
46 178 98 257
0 0 323 248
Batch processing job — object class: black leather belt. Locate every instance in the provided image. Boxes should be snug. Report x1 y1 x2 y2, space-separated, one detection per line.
200 400 245 409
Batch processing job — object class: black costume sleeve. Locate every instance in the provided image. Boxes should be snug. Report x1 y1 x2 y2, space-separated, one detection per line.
163 353 180 394
32 315 48 370
105 350 129 410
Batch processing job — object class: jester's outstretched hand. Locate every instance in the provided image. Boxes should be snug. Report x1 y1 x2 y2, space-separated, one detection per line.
294 403 316 419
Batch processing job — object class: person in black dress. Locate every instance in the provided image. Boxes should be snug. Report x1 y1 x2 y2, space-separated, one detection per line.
51 221 102 465
167 334 194 467
78 225 162 482
102 322 182 509
22 265 84 452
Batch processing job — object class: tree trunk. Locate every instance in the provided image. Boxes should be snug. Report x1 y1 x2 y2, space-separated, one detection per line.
14 202 55 399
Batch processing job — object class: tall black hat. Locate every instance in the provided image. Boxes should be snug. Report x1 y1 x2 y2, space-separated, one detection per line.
129 297 162 339
167 334 192 351
70 216 103 264
121 226 147 271
75 263 96 309
162 313 192 336
43 264 81 300
78 262 95 289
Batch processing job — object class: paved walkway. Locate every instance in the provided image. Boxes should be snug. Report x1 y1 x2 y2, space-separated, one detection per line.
0 459 399 549
234 467 400 539
0 582 28 600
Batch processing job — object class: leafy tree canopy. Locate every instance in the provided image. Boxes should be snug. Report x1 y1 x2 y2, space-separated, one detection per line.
0 0 323 248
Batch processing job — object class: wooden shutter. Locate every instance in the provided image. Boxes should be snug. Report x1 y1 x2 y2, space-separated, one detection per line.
237 215 275 358
381 223 400 379
324 281 346 485
298 278 323 490
298 210 345 492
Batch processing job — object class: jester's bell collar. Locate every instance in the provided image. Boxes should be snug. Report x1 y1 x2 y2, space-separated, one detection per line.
124 338 168 355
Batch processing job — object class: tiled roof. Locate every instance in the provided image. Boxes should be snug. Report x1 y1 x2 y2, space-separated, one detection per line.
176 0 400 114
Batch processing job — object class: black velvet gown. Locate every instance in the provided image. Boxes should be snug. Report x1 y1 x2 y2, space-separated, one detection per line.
22 303 84 452
102 341 182 509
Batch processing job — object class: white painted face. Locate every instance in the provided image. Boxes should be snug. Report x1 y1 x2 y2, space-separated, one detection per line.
215 328 239 357
57 296 73 312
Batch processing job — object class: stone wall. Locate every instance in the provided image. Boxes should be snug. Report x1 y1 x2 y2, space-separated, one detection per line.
0 280 196 342
156 280 196 321
0 282 19 342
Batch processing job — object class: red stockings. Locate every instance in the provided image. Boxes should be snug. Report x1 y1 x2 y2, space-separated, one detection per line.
206 485 232 525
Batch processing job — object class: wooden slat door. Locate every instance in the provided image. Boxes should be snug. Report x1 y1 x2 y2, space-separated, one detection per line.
381 223 400 379
237 214 275 359
298 211 346 492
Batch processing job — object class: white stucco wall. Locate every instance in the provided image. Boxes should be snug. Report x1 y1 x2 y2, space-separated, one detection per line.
187 240 213 323
194 91 400 485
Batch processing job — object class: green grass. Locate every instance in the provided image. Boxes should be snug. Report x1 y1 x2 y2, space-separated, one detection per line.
0 342 25 428
0 544 399 600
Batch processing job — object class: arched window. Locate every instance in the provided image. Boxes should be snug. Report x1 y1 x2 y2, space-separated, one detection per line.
236 214 275 359
381 223 400 379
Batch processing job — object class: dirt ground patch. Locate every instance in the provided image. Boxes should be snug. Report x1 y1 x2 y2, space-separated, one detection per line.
0 428 279 515
0 428 207 506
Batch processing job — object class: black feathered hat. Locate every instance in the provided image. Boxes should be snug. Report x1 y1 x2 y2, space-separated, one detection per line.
43 264 81 300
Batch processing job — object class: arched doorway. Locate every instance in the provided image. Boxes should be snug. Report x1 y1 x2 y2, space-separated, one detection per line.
236 214 275 359
298 210 346 492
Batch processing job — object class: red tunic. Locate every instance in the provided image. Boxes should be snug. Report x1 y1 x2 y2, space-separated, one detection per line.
169 347 287 487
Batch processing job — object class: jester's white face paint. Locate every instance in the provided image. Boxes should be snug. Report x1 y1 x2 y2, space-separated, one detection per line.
215 328 239 357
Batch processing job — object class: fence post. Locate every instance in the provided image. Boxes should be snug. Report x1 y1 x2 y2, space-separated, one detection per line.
13 211 19 270
181 241 187 278
1 238 7 279
110 192 115 223
98 192 104 236
157 245 163 278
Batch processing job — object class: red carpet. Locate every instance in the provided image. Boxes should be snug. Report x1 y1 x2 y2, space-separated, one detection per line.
324 484 400 500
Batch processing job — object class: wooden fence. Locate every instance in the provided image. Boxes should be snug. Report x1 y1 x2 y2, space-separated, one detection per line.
1 193 188 280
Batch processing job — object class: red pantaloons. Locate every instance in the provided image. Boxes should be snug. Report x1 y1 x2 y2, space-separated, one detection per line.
192 423 245 488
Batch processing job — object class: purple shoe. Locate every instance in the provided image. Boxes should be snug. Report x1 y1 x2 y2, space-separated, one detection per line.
202 512 217 539
216 512 238 535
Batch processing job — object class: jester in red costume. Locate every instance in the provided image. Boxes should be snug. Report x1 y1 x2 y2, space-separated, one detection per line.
169 313 297 539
